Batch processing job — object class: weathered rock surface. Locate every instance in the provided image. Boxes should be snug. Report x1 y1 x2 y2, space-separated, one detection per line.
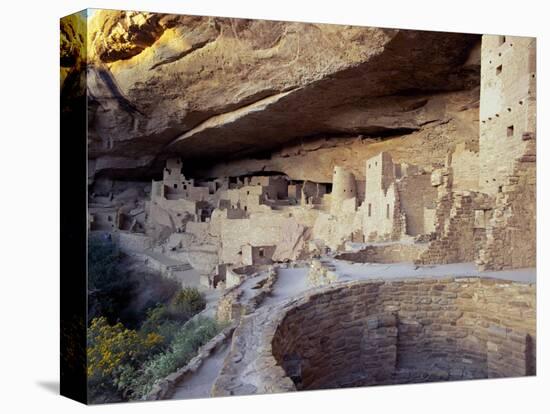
212 277 535 396
60 12 87 112
198 89 480 182
86 10 480 179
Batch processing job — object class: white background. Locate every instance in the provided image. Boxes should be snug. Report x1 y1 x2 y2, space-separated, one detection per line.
0 0 547 412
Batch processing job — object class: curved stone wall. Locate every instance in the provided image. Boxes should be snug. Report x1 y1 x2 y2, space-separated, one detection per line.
212 277 535 396
330 166 357 215
271 278 535 389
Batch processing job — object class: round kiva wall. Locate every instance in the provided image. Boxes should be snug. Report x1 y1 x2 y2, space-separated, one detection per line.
270 278 535 390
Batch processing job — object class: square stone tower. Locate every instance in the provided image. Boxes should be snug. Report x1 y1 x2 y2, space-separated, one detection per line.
479 35 536 195
363 152 399 240
365 152 395 196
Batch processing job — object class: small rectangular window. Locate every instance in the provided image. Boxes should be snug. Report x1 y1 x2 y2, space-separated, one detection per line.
174 184 178 189
386 204 390 219
368 203 372 217
507 125 514 137
498 35 506 45
259 248 265 257
496 65 502 75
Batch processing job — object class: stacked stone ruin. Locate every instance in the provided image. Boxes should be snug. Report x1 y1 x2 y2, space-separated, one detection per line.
102 32 535 276
86 33 537 395
211 277 535 396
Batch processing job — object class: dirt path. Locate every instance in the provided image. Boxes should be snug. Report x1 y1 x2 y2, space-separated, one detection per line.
170 341 231 400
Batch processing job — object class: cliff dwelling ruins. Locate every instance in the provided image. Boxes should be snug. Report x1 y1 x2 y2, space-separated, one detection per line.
72 10 536 401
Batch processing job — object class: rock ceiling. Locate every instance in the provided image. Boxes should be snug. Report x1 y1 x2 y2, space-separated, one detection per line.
76 11 480 179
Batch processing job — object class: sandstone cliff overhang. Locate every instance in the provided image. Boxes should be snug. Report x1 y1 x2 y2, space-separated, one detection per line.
84 11 480 179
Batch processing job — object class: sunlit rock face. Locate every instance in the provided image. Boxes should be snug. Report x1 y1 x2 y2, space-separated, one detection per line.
60 12 87 112
84 10 480 180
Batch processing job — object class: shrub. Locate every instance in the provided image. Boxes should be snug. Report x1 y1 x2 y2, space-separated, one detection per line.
88 238 120 291
125 271 180 327
170 287 206 318
87 238 135 324
86 243 213 402
140 305 170 331
87 317 163 381
139 305 181 347
87 316 165 403
118 317 222 399
87 237 181 328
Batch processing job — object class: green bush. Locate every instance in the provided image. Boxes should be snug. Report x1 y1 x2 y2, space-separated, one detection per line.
87 316 164 403
87 238 135 324
86 240 213 402
170 287 206 317
139 305 181 347
117 317 222 399
140 305 169 331
87 237 181 328
88 238 120 291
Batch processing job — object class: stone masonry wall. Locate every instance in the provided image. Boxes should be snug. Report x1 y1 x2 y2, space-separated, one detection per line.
335 243 428 264
216 287 243 322
477 140 536 270
451 142 480 192
396 174 437 236
212 277 535 396
479 35 535 196
330 166 357 215
415 192 477 264
276 278 535 388
416 35 536 271
474 34 536 271
219 213 294 264
363 153 402 241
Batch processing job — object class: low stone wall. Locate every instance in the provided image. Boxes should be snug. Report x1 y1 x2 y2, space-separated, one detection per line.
307 259 338 287
225 265 259 288
225 268 243 289
217 267 279 322
246 268 278 311
144 324 236 400
335 242 428 263
212 277 535 396
130 251 191 279
216 287 244 322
